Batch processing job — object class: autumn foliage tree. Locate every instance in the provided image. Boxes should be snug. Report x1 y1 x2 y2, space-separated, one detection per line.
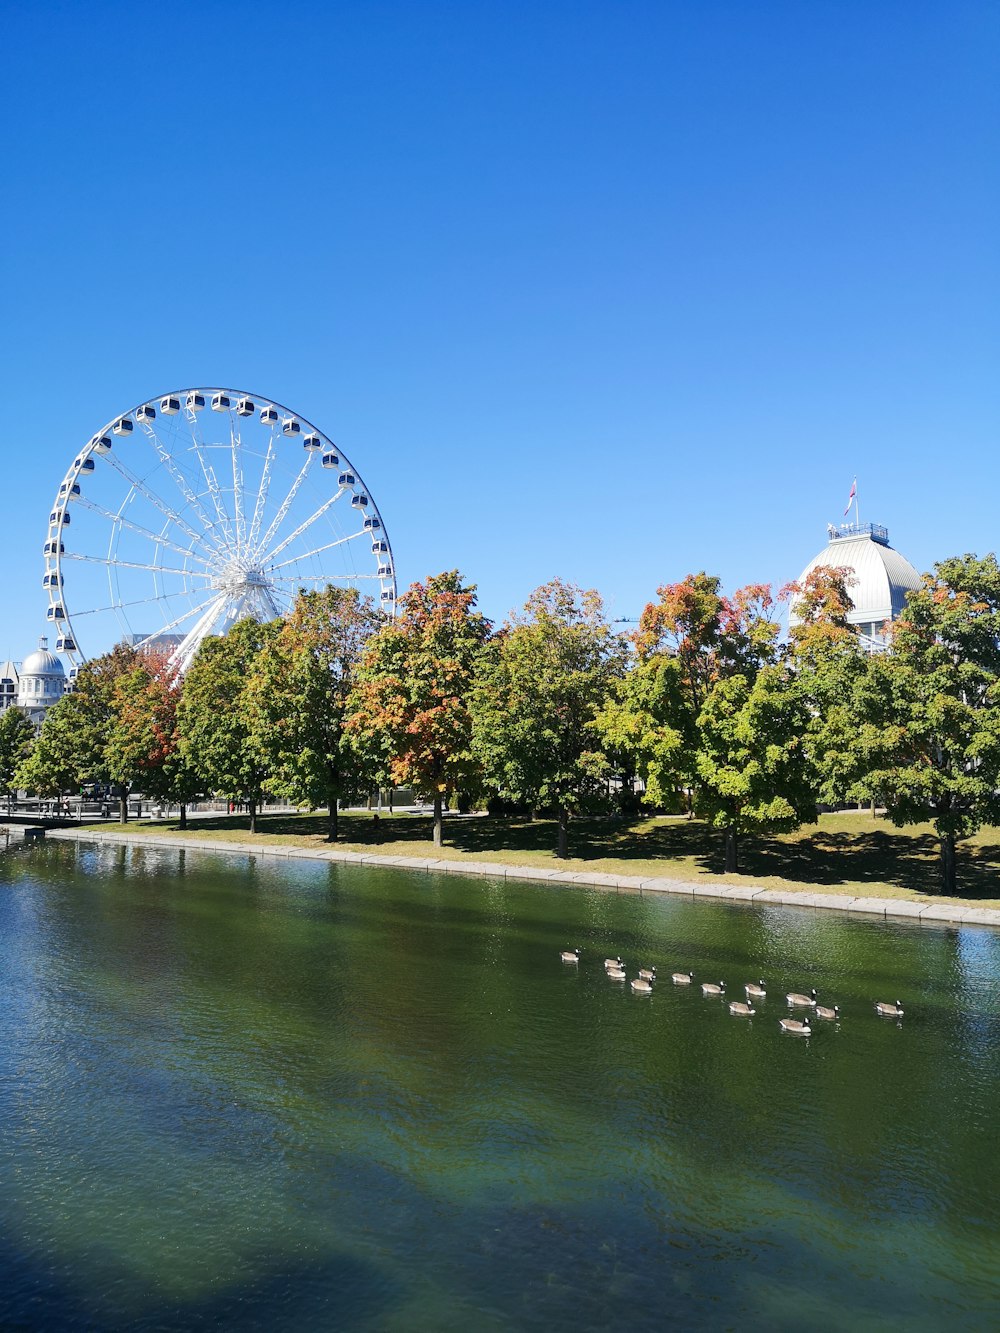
107 652 199 827
346 571 491 846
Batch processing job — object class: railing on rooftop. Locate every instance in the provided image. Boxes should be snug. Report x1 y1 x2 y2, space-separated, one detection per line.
830 522 889 545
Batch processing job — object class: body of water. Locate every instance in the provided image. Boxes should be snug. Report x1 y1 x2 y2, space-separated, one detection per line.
1 840 999 1330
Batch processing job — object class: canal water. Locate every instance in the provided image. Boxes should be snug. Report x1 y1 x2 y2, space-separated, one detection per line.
1 840 998 1331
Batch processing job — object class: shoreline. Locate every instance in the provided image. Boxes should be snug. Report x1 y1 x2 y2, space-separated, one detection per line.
45 826 1000 931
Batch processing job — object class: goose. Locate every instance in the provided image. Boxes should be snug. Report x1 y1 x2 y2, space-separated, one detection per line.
604 956 624 970
779 1016 811 1035
637 967 657 982
631 976 653 993
701 981 726 996
671 971 694 985
815 1003 840 1020
607 966 626 981
560 948 581 963
786 987 818 1007
875 999 904 1017
729 1000 756 1017
745 980 767 999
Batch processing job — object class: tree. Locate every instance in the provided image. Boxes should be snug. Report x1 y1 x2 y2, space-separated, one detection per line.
107 654 200 828
247 587 381 840
18 644 141 820
694 664 817 872
784 564 867 808
178 618 275 832
346 571 491 846
472 580 626 858
0 707 35 810
847 554 1000 894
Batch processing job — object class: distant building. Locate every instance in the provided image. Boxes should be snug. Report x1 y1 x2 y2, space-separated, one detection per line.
14 636 67 728
792 522 922 649
0 660 19 714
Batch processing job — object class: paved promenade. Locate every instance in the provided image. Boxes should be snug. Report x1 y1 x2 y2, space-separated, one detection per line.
45 827 1000 930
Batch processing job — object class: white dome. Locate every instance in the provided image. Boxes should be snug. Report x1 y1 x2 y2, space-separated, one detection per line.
21 645 66 678
794 524 922 637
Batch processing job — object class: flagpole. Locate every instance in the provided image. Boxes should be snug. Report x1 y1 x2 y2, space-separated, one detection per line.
855 478 860 528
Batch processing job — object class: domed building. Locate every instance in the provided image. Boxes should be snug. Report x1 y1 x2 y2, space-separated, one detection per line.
16 636 67 727
793 522 922 648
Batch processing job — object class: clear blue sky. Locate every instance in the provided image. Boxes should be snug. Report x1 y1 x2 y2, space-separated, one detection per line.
3 0 998 658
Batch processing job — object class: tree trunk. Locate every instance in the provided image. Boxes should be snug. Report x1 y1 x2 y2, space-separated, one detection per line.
249 798 257 834
389 790 394 814
557 806 569 860
724 826 738 874
119 792 128 825
179 803 187 830
327 799 338 843
939 833 957 895
432 793 443 846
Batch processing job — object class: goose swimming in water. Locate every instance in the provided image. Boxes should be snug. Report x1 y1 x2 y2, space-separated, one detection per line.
637 967 656 982
875 999 904 1017
786 987 818 1007
815 1003 840 1020
701 981 726 996
607 965 626 981
560 948 581 963
631 976 653 993
729 1000 756 1017
604 956 624 970
779 1016 811 1035
745 980 766 999
672 971 694 984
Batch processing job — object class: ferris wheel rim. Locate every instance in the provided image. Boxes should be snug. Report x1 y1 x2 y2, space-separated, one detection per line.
45 387 398 672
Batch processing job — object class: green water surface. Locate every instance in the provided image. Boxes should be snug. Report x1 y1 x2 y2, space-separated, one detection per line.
1 840 998 1330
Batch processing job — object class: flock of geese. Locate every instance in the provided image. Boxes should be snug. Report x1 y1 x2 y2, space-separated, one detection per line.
559 948 906 1032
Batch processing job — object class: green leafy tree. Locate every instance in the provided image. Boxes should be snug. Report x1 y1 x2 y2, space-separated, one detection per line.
472 580 626 858
178 618 276 832
784 564 867 807
847 553 1000 894
247 587 381 841
346 571 491 846
18 644 141 820
694 664 817 872
0 707 36 811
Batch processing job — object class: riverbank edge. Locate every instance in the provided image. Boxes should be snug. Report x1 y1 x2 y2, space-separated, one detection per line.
44 826 1000 931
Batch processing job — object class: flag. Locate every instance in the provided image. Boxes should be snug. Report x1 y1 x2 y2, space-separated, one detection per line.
843 477 857 517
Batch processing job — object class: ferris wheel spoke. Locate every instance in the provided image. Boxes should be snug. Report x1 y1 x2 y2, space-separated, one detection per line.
62 552 214 579
70 588 212 618
140 421 230 555
267 530 366 572
251 451 318 562
262 490 345 564
187 414 237 549
98 451 224 562
269 572 382 582
75 498 219 568
246 431 277 554
229 419 247 552
134 590 227 642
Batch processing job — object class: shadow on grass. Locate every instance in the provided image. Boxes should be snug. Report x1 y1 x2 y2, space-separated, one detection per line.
150 810 1000 900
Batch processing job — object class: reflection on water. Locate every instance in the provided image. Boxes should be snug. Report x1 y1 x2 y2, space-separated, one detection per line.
1 840 999 1331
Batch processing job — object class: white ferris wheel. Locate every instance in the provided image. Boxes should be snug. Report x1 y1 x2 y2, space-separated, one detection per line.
44 389 397 675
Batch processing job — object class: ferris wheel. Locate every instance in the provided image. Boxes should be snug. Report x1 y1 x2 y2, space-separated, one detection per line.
44 389 397 675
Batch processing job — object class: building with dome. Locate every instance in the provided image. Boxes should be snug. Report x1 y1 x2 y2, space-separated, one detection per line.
12 636 68 728
792 521 922 648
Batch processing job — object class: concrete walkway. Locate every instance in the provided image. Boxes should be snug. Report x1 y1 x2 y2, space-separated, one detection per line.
46 827 1000 931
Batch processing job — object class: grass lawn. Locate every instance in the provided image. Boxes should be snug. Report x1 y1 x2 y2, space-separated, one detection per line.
75 809 1000 910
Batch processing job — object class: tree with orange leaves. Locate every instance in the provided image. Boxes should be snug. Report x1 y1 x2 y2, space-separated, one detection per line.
108 651 200 827
346 571 491 846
